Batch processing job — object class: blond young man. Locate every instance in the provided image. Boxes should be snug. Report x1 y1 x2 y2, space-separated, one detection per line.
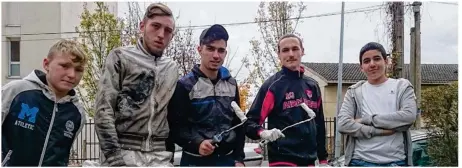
1 39 88 166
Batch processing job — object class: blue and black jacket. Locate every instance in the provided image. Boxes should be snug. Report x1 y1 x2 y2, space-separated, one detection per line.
1 70 86 166
245 66 328 165
167 64 245 163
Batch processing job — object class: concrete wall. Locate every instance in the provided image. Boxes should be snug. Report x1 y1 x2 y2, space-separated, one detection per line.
2 2 118 85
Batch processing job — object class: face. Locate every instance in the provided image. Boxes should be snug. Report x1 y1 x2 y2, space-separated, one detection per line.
197 40 227 71
360 50 388 80
43 52 84 94
140 15 174 56
278 37 304 71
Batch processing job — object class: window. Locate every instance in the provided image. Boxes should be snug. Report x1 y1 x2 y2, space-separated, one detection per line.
8 38 20 77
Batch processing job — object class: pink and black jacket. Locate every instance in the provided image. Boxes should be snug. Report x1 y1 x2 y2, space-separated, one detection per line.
245 66 328 166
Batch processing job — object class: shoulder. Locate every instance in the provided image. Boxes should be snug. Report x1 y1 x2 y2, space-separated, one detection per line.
178 72 198 91
227 77 237 86
349 80 367 90
261 72 284 90
395 78 413 87
302 75 320 86
3 79 39 97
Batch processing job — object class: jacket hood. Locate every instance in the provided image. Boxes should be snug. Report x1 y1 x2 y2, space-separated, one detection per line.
23 69 78 102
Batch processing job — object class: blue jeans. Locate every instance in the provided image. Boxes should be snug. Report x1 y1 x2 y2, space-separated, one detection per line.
349 159 407 167
180 152 235 167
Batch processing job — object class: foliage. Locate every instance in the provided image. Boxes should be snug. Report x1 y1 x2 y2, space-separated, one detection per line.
163 22 199 76
242 1 306 99
421 82 458 166
76 2 123 117
238 83 250 111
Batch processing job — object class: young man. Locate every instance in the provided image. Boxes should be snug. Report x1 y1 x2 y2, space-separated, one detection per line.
94 3 179 167
245 34 328 166
1 39 87 166
167 24 245 167
337 42 417 166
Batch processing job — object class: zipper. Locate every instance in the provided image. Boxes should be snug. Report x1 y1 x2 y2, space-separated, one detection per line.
146 64 158 150
38 100 58 166
146 93 155 150
213 82 216 96
1 150 12 166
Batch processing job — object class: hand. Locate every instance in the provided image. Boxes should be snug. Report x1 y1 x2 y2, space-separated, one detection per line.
381 129 395 136
355 118 362 123
198 140 215 156
235 162 245 167
260 128 285 142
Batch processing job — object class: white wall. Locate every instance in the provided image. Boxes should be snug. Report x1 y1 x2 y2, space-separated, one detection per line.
2 2 118 85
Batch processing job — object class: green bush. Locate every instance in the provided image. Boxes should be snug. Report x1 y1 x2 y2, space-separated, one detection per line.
421 82 458 166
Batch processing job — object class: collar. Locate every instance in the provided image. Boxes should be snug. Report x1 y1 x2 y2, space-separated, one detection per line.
192 64 231 80
137 37 162 58
281 66 305 78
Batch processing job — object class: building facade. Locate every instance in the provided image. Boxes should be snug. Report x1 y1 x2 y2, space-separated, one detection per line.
2 2 117 85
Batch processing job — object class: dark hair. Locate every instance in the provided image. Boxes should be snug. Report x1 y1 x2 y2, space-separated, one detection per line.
277 34 304 53
359 42 387 64
199 24 229 46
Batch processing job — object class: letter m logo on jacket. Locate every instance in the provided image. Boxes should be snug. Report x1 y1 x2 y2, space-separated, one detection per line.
18 103 39 123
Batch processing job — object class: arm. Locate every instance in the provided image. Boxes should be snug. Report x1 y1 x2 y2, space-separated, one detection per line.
231 85 245 164
94 50 125 166
314 85 328 162
1 81 20 162
245 85 274 140
1 82 17 124
337 89 387 139
167 82 204 153
360 85 417 131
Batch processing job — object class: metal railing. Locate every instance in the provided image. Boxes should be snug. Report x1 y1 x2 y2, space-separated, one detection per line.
68 119 101 166
69 117 342 165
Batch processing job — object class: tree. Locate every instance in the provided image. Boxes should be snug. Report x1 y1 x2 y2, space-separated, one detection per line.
76 2 124 117
121 2 143 46
163 22 199 76
243 1 306 96
421 82 458 166
238 84 250 111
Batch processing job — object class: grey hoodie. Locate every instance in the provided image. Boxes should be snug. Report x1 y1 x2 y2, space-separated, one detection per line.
337 78 417 166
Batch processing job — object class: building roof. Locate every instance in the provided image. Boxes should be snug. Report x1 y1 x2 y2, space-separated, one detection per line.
302 63 458 84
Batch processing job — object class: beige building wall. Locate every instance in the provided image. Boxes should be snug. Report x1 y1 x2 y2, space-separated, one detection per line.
323 85 350 118
2 2 117 85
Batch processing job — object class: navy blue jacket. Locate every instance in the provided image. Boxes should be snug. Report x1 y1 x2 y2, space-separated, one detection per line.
245 66 327 164
167 65 245 162
1 70 85 166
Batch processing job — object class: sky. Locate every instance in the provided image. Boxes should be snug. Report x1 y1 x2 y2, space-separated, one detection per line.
118 1 458 81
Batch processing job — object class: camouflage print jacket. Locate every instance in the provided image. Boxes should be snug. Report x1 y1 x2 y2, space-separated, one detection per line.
94 38 179 166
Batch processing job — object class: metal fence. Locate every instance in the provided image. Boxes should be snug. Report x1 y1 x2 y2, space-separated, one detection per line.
69 117 342 165
68 119 101 166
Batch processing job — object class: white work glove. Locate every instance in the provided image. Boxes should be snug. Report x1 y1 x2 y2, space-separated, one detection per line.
259 128 285 142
